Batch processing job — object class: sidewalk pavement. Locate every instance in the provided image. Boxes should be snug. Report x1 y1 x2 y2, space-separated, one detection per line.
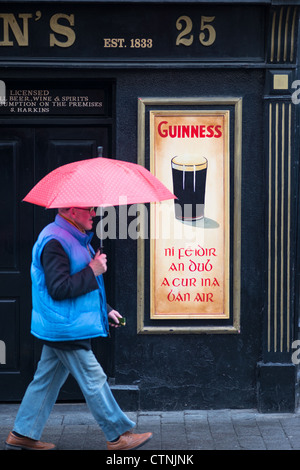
1 403 300 451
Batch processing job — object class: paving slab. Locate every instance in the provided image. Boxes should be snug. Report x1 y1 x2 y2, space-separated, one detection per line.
1 404 300 451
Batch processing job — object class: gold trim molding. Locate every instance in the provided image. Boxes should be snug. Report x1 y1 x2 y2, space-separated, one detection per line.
137 97 242 334
269 6 298 64
267 101 293 353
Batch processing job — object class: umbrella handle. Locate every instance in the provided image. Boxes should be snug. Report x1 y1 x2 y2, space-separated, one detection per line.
99 238 104 254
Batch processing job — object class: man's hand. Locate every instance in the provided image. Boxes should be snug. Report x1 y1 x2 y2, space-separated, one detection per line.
108 309 123 327
89 250 107 277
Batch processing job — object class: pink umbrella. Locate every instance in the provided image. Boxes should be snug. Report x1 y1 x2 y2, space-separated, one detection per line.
23 157 175 208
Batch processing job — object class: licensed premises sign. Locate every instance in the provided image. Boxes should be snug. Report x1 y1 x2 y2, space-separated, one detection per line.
0 86 106 115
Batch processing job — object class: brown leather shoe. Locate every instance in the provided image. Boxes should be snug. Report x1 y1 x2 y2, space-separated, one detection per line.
5 432 56 450
107 430 152 450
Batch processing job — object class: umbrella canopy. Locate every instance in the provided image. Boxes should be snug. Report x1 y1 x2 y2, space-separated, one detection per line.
23 157 175 208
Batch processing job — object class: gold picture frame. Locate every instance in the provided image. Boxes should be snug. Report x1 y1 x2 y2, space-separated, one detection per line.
137 97 242 334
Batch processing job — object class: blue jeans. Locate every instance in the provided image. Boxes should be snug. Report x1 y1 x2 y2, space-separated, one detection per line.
13 345 135 442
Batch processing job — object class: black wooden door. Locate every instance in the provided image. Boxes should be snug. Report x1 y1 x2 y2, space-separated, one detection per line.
0 127 34 400
0 125 114 401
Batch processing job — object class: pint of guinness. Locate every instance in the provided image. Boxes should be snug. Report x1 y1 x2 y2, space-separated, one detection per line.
171 155 208 221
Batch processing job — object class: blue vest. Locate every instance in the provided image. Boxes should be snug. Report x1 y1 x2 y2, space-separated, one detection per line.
30 214 109 341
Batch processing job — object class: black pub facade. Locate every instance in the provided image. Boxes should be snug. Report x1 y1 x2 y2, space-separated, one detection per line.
0 0 300 413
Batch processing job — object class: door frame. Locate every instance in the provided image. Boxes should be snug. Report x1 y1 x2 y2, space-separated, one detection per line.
0 79 117 401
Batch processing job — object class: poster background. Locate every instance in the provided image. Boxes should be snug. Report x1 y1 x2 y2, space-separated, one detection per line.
150 111 230 319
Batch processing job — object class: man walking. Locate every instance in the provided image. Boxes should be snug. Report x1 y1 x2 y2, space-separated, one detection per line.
5 207 152 451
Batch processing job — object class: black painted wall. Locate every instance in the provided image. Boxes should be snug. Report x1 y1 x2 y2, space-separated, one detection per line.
111 68 265 410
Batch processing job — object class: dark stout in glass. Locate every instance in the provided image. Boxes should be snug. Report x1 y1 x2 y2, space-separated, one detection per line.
171 156 208 221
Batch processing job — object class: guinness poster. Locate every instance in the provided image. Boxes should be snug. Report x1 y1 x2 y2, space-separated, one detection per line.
150 110 230 320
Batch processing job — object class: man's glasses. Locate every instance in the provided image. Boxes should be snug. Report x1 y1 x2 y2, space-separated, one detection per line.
73 207 95 213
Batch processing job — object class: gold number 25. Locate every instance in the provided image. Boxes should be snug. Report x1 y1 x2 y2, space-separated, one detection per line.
176 15 216 47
